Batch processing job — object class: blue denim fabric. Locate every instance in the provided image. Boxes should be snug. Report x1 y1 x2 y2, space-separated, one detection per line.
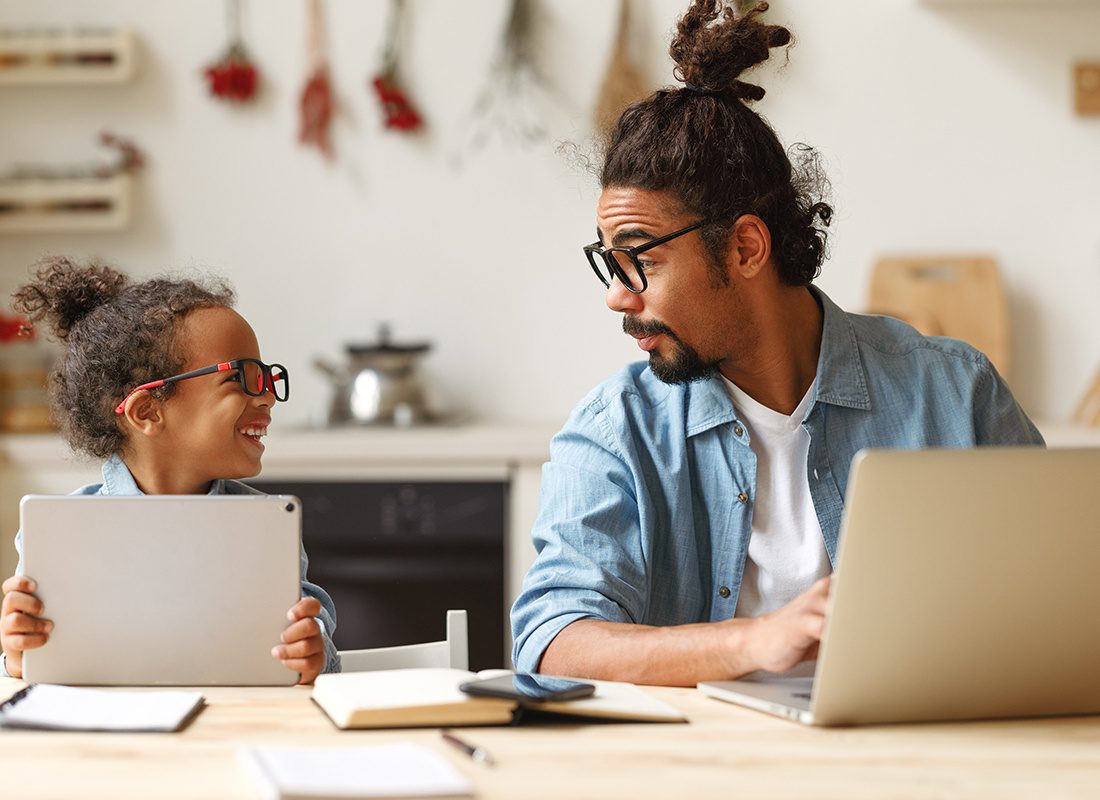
510 288 1044 673
2 454 341 677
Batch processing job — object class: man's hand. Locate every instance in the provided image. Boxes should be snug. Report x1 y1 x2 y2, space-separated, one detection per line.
272 597 325 685
740 576 832 674
1 575 52 679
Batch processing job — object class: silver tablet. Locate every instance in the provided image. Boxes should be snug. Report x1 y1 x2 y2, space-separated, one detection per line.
19 494 302 686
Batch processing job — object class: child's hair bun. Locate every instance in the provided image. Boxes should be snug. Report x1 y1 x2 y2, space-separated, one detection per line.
12 256 128 340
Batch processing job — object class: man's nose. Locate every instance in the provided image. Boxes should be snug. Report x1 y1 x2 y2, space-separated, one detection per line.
605 275 643 314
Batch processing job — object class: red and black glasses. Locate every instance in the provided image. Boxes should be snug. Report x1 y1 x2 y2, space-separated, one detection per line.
114 359 289 414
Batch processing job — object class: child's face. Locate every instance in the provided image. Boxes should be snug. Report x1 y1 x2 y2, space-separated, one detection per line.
158 306 275 483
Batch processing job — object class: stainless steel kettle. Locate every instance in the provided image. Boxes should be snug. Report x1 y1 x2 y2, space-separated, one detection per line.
313 324 434 426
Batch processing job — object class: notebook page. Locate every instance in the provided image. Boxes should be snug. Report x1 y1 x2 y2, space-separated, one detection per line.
242 742 473 798
0 684 204 731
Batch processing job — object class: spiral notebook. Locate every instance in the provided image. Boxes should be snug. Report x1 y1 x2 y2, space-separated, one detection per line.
0 684 205 732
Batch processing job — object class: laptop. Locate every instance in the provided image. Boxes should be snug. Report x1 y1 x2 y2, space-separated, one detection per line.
698 447 1100 726
19 494 302 686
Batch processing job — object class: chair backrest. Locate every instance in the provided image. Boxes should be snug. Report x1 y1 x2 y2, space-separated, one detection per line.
338 609 468 673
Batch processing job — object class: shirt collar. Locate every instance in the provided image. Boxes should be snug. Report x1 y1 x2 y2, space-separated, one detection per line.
684 285 870 436
101 453 229 496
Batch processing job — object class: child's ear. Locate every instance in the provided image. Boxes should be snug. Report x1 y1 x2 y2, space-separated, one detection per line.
120 393 165 438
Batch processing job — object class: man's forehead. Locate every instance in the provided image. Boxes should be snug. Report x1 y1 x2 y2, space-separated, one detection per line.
597 187 684 229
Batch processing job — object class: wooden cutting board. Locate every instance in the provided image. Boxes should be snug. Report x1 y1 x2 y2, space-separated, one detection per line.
868 256 1011 382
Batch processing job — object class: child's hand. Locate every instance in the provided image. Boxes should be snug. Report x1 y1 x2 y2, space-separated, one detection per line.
272 597 325 685
1 576 52 680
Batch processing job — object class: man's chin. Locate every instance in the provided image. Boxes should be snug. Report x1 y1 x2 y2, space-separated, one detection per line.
648 352 719 385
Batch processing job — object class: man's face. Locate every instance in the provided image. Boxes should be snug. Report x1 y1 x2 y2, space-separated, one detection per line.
596 186 747 384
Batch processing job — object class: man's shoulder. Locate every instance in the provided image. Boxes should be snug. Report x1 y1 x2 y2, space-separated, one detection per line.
575 361 679 419
847 310 990 374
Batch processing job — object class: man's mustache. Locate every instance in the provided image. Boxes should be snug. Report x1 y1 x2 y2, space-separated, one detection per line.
623 316 677 340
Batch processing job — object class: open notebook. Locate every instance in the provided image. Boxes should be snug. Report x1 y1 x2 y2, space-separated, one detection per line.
312 669 686 729
0 684 204 732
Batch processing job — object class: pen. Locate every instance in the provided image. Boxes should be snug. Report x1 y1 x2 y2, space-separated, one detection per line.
440 729 495 766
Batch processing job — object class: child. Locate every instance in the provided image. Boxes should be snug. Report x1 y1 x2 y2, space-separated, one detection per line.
0 257 340 682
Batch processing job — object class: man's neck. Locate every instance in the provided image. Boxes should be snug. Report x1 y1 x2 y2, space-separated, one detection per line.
120 450 213 495
719 287 823 416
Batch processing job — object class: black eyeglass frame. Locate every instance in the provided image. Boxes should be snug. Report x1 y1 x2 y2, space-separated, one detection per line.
583 220 707 295
114 358 289 414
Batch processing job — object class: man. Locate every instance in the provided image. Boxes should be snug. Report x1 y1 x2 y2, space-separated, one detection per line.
510 0 1042 686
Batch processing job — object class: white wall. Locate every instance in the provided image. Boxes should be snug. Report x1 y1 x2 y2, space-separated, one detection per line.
1 0 1098 428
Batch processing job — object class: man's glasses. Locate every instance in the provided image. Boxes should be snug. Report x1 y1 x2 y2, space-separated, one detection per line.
114 358 290 414
583 220 706 294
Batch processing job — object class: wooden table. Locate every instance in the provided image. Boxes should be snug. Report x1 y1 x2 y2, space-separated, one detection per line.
3 678 1100 799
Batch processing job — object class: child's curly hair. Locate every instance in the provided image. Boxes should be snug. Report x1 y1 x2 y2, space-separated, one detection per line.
12 256 236 459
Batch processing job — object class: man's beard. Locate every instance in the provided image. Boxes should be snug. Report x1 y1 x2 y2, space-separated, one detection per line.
623 316 720 385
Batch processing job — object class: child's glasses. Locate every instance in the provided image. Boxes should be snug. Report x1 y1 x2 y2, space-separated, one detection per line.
114 359 290 414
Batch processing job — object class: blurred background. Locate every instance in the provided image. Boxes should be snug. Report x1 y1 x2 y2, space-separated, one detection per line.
1 0 1098 666
1 0 1097 426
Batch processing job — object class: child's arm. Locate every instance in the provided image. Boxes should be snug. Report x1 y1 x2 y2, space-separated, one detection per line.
1 575 52 679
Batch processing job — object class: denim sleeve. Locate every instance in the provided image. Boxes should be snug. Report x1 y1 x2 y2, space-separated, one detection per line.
300 543 341 673
973 359 1045 447
0 530 25 678
510 404 650 673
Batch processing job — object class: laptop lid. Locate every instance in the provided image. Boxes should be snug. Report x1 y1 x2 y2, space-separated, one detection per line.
809 447 1100 725
19 494 302 686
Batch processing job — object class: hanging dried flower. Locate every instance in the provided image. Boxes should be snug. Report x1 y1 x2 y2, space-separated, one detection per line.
203 0 261 103
460 0 554 155
370 0 423 133
594 0 650 135
0 314 33 344
299 0 335 158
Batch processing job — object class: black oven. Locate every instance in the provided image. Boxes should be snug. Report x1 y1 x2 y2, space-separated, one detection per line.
248 479 507 670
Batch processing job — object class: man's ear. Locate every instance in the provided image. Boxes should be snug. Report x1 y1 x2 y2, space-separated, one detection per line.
120 393 165 439
728 214 772 280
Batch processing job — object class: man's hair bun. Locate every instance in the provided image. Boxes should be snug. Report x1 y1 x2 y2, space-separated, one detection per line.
12 257 128 340
670 1 791 102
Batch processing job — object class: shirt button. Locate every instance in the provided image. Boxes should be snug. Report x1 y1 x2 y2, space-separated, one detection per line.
718 586 731 598
738 492 749 504
734 425 744 437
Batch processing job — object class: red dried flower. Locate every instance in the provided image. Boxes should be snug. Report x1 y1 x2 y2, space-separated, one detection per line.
204 44 260 103
372 75 423 132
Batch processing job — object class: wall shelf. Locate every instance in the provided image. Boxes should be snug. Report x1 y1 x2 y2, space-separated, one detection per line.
0 30 135 86
0 173 133 233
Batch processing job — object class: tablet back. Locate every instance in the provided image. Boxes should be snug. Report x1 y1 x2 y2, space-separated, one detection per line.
19 494 301 686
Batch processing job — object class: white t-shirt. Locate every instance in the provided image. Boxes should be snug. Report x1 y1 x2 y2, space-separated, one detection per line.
722 377 832 622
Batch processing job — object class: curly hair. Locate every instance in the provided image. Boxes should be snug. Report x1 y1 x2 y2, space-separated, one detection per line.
600 0 832 287
12 257 236 459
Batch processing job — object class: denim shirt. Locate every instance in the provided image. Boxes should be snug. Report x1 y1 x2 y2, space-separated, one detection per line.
1 454 341 677
510 287 1044 673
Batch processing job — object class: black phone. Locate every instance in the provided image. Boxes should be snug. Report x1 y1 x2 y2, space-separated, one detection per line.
459 673 596 703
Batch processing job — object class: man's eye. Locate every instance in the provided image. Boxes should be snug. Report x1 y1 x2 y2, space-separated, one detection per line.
227 373 242 383
638 260 655 269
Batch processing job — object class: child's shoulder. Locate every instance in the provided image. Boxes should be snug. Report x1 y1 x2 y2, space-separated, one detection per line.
219 479 264 496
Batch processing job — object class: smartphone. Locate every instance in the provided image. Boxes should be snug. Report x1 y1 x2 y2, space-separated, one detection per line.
459 673 596 703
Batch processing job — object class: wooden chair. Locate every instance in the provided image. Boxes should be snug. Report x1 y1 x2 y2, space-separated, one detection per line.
338 609 468 672
1073 368 1100 427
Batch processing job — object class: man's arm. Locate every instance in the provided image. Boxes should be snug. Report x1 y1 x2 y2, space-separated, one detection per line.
973 358 1044 446
538 577 831 686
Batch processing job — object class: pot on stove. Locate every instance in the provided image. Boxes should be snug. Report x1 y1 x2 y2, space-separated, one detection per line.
313 324 435 426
